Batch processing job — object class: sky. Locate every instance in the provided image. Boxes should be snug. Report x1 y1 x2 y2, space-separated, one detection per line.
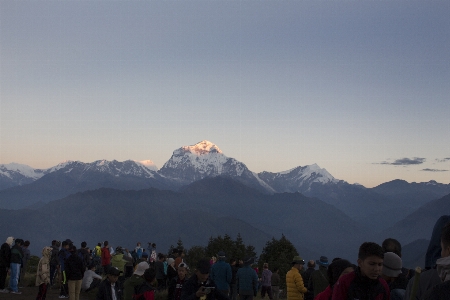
1 0 449 188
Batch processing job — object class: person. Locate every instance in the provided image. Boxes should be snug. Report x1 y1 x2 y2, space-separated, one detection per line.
332 242 390 300
155 253 166 291
314 259 355 300
404 216 450 300
260 263 272 299
101 241 112 275
82 262 102 292
210 251 232 296
65 245 85 300
0 236 13 293
20 240 31 287
78 241 91 270
380 252 407 300
236 256 259 300
111 246 128 277
286 256 307 300
135 242 143 260
301 261 315 300
9 238 24 294
123 261 149 300
230 258 239 300
168 262 188 300
270 267 280 300
417 220 450 300
50 240 61 287
96 266 122 300
308 256 329 298
134 267 157 300
181 258 229 300
35 246 52 300
58 240 71 298
381 238 414 280
167 258 178 283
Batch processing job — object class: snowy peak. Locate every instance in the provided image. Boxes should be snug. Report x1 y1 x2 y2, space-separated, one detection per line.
135 160 158 171
174 140 223 156
0 163 45 180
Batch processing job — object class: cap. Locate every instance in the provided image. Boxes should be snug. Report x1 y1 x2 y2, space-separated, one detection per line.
292 256 305 264
134 262 150 276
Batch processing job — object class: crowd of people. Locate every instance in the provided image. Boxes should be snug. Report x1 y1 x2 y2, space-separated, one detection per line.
0 215 449 300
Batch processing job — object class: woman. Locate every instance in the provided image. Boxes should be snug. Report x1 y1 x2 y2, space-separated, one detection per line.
65 246 85 300
314 259 355 300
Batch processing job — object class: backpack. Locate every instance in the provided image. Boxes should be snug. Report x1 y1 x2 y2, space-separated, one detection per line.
133 283 155 300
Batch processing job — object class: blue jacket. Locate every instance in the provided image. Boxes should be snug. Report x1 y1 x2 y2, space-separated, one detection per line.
236 265 258 296
211 260 232 291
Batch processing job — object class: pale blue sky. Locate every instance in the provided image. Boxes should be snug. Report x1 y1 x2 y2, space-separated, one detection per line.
1 0 449 187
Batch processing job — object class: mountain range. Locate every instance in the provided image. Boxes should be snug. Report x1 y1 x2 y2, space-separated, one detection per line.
0 140 449 266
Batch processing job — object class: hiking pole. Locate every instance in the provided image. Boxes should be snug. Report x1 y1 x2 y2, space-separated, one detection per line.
410 267 421 300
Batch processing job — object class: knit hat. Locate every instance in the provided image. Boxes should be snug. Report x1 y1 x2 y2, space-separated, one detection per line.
6 237 14 246
167 258 175 266
134 262 150 276
382 252 402 278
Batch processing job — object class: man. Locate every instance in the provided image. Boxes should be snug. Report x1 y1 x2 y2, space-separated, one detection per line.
168 262 188 300
332 242 390 300
9 238 24 294
236 257 258 300
20 240 31 287
286 256 307 300
301 261 315 300
123 261 149 300
380 252 407 300
230 258 239 300
271 268 280 300
381 238 414 280
0 237 13 293
78 241 91 270
260 263 272 299
59 240 72 298
50 240 61 287
155 253 166 291
308 256 329 298
181 258 228 300
210 251 232 296
96 267 122 300
101 241 111 275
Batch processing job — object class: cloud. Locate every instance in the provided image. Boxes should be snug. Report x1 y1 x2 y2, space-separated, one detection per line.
436 158 450 163
376 157 426 165
421 168 448 172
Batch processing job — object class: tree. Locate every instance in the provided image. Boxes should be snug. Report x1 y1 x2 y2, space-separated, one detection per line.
258 234 298 289
185 245 206 270
205 234 257 261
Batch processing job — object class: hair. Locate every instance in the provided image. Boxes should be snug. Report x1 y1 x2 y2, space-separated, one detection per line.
15 239 24 246
81 241 87 248
98 242 101 247
137 242 141 246
52 240 56 246
24 240 30 247
70 245 77 252
158 253 165 260
263 263 269 269
62 240 68 247
143 268 156 282
441 221 450 248
327 259 355 287
307 260 316 268
358 242 384 260
104 241 109 247
230 258 236 264
382 238 402 257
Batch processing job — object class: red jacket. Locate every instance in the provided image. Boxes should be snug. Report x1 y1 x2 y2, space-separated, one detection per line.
314 286 331 300
101 247 111 266
332 270 390 300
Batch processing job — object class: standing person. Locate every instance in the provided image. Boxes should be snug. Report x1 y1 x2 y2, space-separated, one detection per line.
270 268 280 300
260 263 272 299
65 245 85 300
9 238 24 294
314 259 355 300
123 262 149 300
135 242 143 260
50 240 61 287
168 262 188 300
230 259 239 300
308 256 329 298
210 251 232 296
35 246 52 300
59 240 71 299
19 240 31 287
78 241 91 270
301 261 315 300
155 253 167 291
332 242 390 300
236 256 259 300
286 256 307 300
0 236 13 293
101 241 112 275
167 258 178 283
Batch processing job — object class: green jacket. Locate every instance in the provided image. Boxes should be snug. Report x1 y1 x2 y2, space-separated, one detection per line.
111 253 127 274
123 274 145 300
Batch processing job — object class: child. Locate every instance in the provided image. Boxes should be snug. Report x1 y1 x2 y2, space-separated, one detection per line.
36 247 52 300
168 262 188 300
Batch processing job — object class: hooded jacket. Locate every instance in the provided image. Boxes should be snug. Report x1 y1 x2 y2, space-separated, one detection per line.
36 247 52 286
0 237 13 267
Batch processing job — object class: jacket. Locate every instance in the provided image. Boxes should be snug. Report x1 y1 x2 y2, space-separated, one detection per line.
65 252 85 281
101 247 112 266
314 285 331 300
332 269 390 300
309 266 329 297
134 281 156 300
96 278 122 300
36 247 52 286
236 265 258 296
286 267 307 300
181 274 228 300
210 260 232 290
168 276 186 300
111 253 127 274
123 274 145 300
0 243 11 267
10 244 23 264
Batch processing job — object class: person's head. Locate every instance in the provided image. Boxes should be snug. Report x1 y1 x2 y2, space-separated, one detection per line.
23 240 30 247
6 237 14 246
62 240 69 249
217 251 226 261
178 262 188 280
292 256 305 271
167 258 175 267
263 263 269 269
104 241 109 247
115 246 123 254
273 267 279 273
52 240 56 246
14 239 24 247
97 242 101 247
143 268 156 283
134 261 150 277
81 241 87 248
307 260 316 269
441 222 450 258
69 245 77 253
88 262 96 270
382 238 402 257
137 242 141 247
107 267 121 283
196 258 211 283
357 242 384 280
381 252 402 281
327 259 355 287
158 253 165 261
230 258 236 265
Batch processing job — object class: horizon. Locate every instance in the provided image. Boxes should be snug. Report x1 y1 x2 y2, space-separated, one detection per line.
1 1 449 188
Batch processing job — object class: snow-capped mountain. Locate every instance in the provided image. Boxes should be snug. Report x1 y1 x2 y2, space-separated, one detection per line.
257 164 341 193
159 140 272 192
0 163 46 190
